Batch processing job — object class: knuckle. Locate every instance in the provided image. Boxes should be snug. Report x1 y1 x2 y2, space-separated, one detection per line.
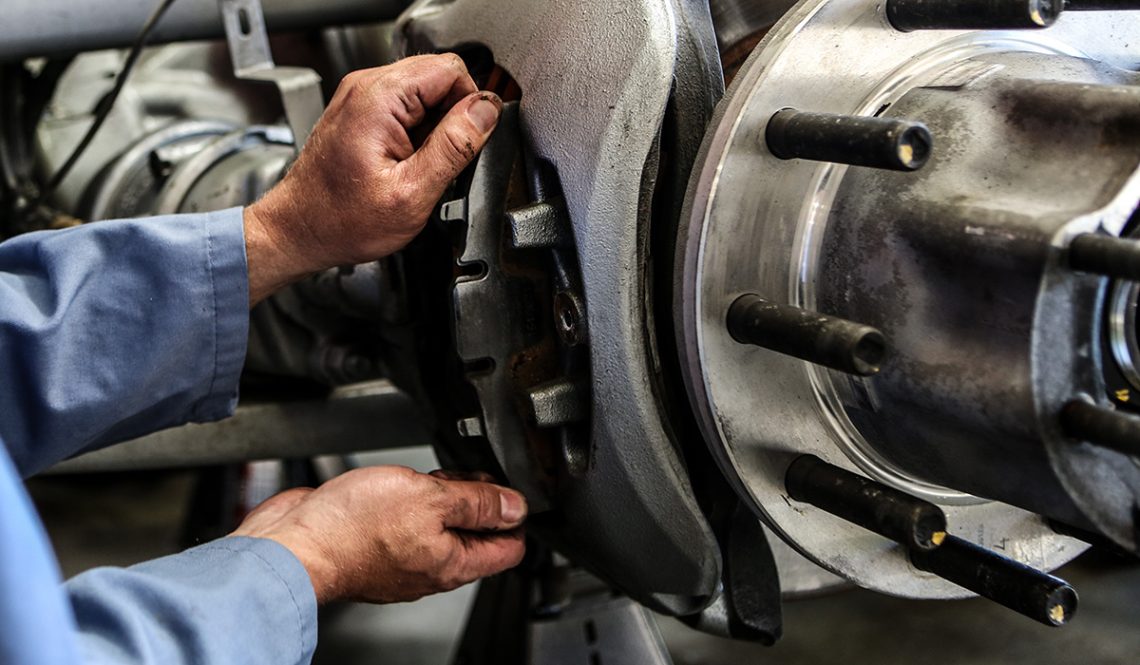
389 179 428 221
377 464 422 491
442 52 466 71
475 487 498 524
447 494 472 520
428 538 456 565
335 71 363 97
438 127 477 168
389 179 428 216
385 464 419 480
506 539 527 567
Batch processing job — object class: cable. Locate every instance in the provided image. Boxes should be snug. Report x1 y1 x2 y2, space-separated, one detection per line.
39 0 179 201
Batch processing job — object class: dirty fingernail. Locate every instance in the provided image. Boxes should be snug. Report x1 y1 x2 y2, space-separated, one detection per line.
468 95 502 133
500 490 526 523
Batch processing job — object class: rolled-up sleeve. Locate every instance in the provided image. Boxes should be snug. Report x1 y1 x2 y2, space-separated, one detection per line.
66 537 318 665
0 208 249 476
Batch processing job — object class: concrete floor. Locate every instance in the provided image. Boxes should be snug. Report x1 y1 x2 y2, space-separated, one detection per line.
28 448 1140 665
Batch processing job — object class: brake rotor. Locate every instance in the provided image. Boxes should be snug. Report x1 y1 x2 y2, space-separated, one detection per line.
677 0 1140 598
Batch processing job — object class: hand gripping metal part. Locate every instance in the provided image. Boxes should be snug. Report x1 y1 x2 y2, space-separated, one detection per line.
395 0 724 614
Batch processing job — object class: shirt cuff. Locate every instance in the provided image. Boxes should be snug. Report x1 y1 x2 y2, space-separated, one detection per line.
192 536 319 660
191 207 250 421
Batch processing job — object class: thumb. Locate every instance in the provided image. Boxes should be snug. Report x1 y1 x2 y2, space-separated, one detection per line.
402 91 502 196
441 480 528 531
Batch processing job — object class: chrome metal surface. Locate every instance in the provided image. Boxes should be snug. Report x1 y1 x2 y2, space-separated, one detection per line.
678 4 1140 597
49 381 430 474
1 0 409 61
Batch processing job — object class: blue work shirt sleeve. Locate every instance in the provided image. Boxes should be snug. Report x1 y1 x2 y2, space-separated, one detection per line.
66 536 318 665
0 208 249 477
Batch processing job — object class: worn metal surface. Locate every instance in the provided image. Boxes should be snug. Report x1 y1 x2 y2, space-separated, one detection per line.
677 2 1139 597
219 0 324 149
36 43 292 214
1 0 408 61
818 57 1140 547
85 120 236 220
49 381 430 474
395 0 723 614
449 104 559 509
709 0 798 53
529 595 673 665
682 504 783 643
38 39 390 388
152 125 293 214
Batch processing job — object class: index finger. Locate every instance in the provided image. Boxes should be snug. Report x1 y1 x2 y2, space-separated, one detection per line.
360 53 478 126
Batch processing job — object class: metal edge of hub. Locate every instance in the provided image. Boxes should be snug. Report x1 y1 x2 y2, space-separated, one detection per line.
1040 178 1140 551
394 0 723 614
676 2 1137 598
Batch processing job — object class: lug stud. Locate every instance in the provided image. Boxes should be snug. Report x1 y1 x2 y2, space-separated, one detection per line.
886 0 1062 31
1060 399 1140 458
1068 233 1140 282
765 109 933 172
910 534 1078 627
785 455 947 551
727 294 888 376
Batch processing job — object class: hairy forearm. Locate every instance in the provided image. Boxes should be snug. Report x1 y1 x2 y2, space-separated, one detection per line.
243 204 311 307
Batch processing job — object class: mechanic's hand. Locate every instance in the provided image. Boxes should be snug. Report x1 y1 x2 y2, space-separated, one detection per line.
243 54 503 304
231 465 527 604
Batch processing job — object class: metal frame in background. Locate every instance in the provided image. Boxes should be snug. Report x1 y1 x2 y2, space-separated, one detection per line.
0 0 410 61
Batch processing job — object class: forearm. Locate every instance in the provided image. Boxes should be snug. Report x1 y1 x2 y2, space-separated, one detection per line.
0 209 249 476
66 537 317 665
243 204 319 306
